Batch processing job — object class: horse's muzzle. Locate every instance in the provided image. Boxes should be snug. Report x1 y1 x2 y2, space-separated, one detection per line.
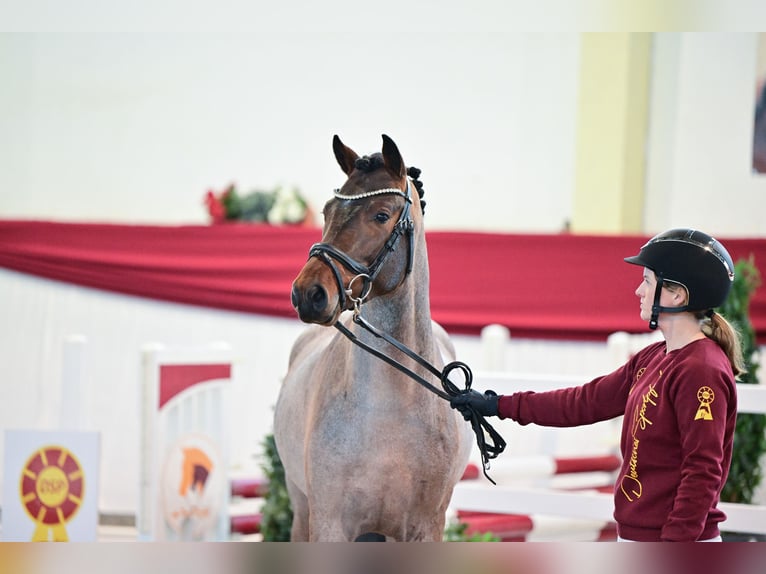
291 281 335 324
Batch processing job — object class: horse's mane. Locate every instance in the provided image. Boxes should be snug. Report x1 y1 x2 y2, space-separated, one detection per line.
353 153 426 214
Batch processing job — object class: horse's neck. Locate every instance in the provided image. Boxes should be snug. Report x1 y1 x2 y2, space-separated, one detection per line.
341 240 445 405
362 240 435 358
367 288 431 343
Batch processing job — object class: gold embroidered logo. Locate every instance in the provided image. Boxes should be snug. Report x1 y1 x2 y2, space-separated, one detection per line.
629 368 646 395
694 387 714 421
620 382 658 502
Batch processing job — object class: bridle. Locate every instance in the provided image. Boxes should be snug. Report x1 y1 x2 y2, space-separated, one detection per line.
303 177 506 483
308 180 415 313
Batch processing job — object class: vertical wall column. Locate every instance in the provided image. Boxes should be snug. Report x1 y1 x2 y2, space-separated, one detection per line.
571 33 652 234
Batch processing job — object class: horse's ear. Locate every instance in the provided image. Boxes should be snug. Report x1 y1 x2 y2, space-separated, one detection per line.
333 135 359 176
381 134 405 179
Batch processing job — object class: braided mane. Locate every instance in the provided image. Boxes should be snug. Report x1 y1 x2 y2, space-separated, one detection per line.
353 154 427 215
406 166 426 215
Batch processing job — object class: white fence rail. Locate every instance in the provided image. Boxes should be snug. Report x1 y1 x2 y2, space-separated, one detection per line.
451 483 766 537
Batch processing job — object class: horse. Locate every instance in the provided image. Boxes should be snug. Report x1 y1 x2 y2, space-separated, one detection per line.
273 134 473 541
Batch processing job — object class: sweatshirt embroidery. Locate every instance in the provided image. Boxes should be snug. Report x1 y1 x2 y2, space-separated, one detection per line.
621 375 661 503
695 387 715 421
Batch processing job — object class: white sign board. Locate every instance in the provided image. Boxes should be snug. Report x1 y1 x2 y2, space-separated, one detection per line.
2 430 101 542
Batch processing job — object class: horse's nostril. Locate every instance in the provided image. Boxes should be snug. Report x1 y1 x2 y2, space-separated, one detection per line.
308 285 327 311
291 285 300 309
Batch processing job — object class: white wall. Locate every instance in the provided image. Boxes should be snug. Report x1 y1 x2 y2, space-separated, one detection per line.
645 33 766 237
0 32 580 233
4 32 765 236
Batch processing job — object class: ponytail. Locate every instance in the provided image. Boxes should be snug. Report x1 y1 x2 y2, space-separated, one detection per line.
699 311 746 378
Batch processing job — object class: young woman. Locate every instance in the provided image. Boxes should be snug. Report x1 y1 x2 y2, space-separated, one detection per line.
452 228 744 542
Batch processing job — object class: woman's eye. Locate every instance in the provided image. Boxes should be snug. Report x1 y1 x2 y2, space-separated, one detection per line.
374 212 390 223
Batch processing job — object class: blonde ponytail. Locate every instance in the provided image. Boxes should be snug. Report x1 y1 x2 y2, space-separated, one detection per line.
699 311 746 378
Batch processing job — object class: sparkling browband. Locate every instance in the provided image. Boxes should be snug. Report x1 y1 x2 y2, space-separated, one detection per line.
333 187 408 201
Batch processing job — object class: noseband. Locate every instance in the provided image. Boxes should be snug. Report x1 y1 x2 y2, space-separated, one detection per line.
308 180 415 311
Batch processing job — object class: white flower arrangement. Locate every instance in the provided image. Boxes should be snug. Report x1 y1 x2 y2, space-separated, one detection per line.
205 183 313 226
268 186 309 225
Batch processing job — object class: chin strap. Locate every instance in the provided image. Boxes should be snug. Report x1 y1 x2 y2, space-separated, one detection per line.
649 274 689 330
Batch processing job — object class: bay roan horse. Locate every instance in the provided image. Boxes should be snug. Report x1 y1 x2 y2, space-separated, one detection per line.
274 134 472 541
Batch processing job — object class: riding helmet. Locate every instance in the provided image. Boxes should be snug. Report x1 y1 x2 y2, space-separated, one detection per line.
624 229 735 325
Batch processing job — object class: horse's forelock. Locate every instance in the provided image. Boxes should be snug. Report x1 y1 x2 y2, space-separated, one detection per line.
349 154 426 215
353 153 384 173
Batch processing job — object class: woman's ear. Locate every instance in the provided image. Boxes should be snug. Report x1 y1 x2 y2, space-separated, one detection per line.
675 287 690 306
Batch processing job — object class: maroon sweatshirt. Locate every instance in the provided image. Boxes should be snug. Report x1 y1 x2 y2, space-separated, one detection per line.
497 338 737 541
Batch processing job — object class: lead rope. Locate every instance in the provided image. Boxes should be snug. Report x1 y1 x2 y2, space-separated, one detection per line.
334 302 506 484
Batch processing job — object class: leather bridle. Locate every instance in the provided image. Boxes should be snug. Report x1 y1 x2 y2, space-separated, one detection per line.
308 179 415 313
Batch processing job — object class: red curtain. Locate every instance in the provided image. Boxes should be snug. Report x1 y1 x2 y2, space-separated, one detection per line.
1 220 764 342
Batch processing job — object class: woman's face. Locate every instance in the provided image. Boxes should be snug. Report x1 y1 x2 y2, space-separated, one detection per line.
635 268 683 322
635 268 656 322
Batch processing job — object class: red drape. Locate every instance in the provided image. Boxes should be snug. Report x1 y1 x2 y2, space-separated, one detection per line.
1 220 764 343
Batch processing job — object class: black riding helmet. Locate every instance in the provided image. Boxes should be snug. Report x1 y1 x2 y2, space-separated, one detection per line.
624 228 735 330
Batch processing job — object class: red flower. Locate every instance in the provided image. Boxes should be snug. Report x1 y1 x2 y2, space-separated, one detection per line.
205 190 227 224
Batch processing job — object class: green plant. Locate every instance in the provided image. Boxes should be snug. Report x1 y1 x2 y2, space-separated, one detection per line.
443 520 501 542
258 434 293 541
718 257 765 540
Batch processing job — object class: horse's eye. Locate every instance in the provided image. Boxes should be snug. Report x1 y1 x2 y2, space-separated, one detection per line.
374 212 390 224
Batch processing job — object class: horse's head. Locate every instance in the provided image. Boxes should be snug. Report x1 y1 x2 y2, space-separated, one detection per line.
291 134 425 325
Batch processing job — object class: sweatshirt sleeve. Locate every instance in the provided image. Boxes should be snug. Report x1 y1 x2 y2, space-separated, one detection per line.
497 361 634 427
660 356 735 541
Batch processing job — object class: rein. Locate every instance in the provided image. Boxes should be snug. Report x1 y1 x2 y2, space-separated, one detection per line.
334 309 506 484
306 178 506 483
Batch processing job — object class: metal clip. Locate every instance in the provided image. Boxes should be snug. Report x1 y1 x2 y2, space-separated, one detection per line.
345 273 371 316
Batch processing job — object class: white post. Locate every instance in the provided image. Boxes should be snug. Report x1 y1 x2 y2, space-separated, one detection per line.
606 331 630 370
60 334 88 430
481 324 510 371
138 342 164 541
